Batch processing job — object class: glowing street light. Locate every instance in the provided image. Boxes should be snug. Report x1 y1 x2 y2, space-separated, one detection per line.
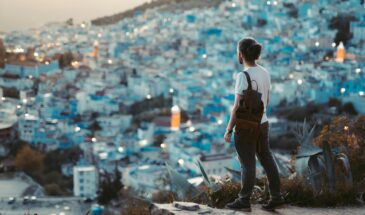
344 126 349 131
91 137 97 142
146 94 152 99
331 42 336 48
160 143 166 149
267 1 271 5
178 159 184 166
74 126 81 132
355 68 361 74
297 79 303 85
315 41 320 47
359 91 364 96
340 88 346 94
288 74 294 79
169 88 174 93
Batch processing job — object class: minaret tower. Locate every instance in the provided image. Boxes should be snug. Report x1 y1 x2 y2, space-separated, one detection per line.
170 88 180 131
335 42 345 63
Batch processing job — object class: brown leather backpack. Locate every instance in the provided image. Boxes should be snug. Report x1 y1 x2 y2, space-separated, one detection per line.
235 71 264 133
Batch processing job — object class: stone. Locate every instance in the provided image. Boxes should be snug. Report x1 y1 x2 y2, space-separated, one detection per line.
173 201 200 211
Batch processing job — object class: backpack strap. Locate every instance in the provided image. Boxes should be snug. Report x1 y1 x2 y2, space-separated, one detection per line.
243 71 252 90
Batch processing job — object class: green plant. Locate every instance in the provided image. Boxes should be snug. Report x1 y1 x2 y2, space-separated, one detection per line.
293 118 353 193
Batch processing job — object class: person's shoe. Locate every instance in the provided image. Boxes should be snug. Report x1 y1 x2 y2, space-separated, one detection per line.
257 196 269 204
225 198 251 212
261 197 285 211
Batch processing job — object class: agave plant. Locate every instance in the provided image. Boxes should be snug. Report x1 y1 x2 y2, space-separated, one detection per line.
292 119 353 193
165 162 201 200
165 160 224 202
224 167 241 183
196 160 221 192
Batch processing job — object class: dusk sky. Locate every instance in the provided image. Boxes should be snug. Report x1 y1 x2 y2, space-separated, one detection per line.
0 0 150 32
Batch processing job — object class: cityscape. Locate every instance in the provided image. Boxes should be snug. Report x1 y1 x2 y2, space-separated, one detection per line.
0 0 365 214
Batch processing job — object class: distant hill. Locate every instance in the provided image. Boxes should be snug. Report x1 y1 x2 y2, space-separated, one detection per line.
91 0 224 26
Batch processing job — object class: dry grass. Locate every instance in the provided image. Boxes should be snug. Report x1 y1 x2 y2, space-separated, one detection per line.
281 176 359 207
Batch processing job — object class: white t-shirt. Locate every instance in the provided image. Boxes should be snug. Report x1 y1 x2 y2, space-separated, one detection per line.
234 64 271 124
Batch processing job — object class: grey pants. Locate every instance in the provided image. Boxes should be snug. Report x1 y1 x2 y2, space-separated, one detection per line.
234 122 281 202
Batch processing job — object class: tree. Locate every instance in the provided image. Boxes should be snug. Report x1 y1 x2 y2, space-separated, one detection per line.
89 121 102 132
44 183 63 196
342 102 357 115
97 165 124 205
9 139 28 156
153 134 166 147
43 147 81 172
58 51 75 69
97 176 115 205
353 116 365 143
113 165 123 192
328 98 342 108
26 47 36 61
314 115 350 148
0 38 5 68
329 14 357 45
15 145 44 174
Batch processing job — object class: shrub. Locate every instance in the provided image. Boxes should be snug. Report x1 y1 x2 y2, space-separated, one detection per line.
282 176 359 207
151 190 178 203
121 197 150 215
15 145 44 174
44 183 64 196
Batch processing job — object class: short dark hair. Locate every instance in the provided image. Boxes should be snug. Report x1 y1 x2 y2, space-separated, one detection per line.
238 37 262 62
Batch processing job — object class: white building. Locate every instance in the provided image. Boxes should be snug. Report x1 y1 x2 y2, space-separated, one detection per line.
128 164 167 195
18 113 39 143
73 165 99 198
200 153 232 177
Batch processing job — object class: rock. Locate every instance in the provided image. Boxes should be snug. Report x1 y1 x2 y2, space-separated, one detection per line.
173 202 200 211
150 201 243 215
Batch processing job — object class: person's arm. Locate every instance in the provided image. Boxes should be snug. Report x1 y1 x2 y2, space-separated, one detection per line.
224 72 246 143
226 93 241 131
224 94 241 143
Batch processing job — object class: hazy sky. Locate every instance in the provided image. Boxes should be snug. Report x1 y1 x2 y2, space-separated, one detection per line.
0 0 150 32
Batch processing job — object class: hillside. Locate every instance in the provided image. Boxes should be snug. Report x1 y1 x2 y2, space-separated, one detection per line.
91 0 224 26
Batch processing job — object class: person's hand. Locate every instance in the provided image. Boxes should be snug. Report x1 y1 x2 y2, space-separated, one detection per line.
224 130 232 143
